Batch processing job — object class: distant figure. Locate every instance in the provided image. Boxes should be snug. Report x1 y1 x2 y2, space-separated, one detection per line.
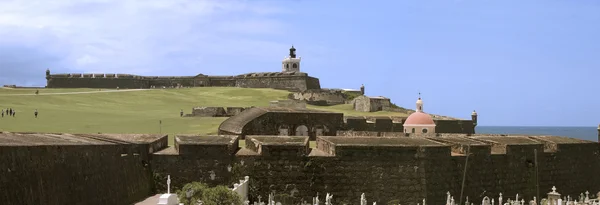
180 109 184 117
1 109 4 117
12 110 15 117
35 90 39 95
9 108 12 116
34 109 38 118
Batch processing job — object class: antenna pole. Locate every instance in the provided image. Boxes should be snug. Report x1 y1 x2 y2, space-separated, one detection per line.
535 149 539 204
459 145 470 205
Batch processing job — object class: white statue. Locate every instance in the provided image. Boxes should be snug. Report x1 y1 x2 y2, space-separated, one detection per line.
361 193 367 205
325 193 333 205
268 193 274 205
167 175 172 194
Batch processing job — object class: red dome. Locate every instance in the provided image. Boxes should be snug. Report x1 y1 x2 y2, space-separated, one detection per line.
404 112 435 125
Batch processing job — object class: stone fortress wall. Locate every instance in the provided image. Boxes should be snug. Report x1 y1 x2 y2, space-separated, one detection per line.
3 132 600 205
45 71 321 91
153 134 600 205
0 132 168 205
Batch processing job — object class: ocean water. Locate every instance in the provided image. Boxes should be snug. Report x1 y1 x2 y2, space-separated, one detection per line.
476 126 598 142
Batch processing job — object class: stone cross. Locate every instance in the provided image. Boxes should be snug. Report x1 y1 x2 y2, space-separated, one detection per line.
167 175 171 194
586 191 590 202
258 195 262 203
500 193 504 205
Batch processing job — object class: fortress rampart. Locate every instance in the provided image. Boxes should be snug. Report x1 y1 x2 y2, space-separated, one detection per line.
152 134 600 205
2 132 599 205
45 71 321 91
0 132 168 205
342 116 475 133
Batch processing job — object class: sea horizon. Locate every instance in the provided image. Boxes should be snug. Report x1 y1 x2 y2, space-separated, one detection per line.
476 126 598 142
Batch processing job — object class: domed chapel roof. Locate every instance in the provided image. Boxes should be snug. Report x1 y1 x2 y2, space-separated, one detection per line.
404 111 435 125
403 94 435 126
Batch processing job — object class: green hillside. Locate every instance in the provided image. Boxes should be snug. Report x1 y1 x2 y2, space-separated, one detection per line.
0 87 409 144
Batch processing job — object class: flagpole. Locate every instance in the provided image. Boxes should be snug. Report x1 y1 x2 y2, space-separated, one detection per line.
159 120 162 135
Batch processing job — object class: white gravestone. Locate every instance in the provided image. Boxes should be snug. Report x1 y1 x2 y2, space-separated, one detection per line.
157 175 179 205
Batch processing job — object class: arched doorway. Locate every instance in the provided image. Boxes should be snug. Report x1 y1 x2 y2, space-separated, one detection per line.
278 125 290 136
295 125 308 136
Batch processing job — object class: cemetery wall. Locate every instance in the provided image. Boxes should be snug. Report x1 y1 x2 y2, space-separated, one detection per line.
151 135 600 205
0 145 153 205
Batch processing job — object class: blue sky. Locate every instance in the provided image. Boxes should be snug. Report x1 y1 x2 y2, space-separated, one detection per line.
0 0 598 127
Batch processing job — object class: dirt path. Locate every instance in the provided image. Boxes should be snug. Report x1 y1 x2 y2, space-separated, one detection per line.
0 89 149 96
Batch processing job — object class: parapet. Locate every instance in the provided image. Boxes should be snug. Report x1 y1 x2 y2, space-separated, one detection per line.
174 135 239 157
242 136 310 157
527 135 596 153
236 72 308 78
316 136 449 158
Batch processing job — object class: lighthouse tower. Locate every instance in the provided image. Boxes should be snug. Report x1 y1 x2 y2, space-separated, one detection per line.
282 46 301 72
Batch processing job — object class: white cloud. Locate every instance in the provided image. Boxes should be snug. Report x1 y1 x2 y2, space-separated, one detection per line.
0 0 295 84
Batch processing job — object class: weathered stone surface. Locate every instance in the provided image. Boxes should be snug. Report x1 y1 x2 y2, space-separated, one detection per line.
152 134 600 205
45 71 321 91
218 107 343 140
352 95 392 112
192 107 227 117
0 132 162 205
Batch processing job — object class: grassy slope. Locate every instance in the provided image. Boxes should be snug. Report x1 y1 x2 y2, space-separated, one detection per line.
0 87 409 146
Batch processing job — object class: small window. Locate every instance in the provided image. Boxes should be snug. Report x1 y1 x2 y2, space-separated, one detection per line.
292 63 298 69
422 128 428 133
411 128 415 133
286 64 289 69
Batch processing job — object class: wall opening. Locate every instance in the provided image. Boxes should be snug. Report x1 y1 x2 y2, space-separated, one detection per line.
295 125 309 136
292 63 298 69
278 125 290 136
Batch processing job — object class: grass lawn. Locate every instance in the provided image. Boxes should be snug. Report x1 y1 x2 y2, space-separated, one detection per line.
0 87 409 147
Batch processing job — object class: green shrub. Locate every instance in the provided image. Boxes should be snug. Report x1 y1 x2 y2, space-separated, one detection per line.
202 185 242 205
177 182 208 205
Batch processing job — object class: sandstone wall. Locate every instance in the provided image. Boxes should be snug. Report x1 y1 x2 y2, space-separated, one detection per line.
46 72 321 91
0 145 153 205
235 74 314 91
288 89 347 106
47 75 149 88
